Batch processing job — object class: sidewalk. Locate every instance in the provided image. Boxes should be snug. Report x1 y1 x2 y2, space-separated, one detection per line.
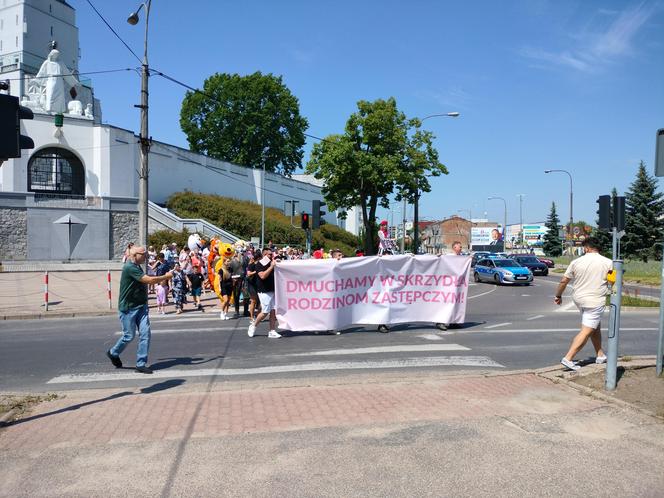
0 270 220 320
1 368 663 496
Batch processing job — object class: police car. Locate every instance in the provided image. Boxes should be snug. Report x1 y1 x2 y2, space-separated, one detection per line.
473 258 533 285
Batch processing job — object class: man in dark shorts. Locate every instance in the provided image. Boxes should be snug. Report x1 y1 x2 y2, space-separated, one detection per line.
246 252 259 322
106 246 172 374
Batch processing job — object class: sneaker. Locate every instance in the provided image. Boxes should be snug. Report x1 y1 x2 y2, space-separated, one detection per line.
596 355 607 364
135 365 153 374
106 350 122 369
247 323 256 338
436 323 448 331
220 311 226 320
268 330 282 339
560 357 580 371
377 325 389 333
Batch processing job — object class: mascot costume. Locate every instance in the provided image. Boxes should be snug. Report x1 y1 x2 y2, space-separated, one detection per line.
187 233 206 254
212 241 236 308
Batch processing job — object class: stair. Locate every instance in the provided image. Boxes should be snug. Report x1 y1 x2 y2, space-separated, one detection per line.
148 201 239 243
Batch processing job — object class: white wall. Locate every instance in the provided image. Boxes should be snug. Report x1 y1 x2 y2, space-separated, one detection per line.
0 116 342 231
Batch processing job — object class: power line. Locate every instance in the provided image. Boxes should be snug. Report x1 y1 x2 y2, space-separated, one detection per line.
2 68 136 82
84 0 142 64
150 68 341 147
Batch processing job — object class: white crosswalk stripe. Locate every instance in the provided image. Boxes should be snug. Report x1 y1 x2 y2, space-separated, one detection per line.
47 356 504 384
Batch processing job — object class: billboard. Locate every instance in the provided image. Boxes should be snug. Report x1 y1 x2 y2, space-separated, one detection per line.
522 225 548 246
471 226 504 252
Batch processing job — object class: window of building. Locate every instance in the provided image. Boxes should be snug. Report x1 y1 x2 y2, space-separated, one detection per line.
28 148 85 197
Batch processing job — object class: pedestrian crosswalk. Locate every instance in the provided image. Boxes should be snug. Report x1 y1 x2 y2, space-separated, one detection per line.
49 323 504 385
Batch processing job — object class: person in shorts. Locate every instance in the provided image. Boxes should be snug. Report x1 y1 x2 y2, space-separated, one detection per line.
218 259 234 320
246 252 259 322
554 237 613 371
247 247 281 338
188 264 205 311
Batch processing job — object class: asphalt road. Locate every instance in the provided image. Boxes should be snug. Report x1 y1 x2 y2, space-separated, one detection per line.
0 275 660 392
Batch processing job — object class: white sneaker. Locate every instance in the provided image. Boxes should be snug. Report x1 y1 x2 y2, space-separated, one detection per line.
596 355 607 364
561 357 580 371
219 311 226 320
247 323 256 338
268 330 282 339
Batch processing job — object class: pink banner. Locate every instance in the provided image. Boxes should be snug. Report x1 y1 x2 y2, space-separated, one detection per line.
275 255 471 331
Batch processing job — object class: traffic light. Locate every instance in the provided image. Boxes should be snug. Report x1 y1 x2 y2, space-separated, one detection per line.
300 212 309 230
597 195 611 230
0 94 34 160
613 196 625 232
312 200 327 229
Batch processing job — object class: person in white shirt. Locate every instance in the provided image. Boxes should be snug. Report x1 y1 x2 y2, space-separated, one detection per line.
554 237 613 371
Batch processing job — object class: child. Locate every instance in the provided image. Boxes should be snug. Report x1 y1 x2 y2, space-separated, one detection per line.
156 281 167 314
171 263 187 315
189 264 205 311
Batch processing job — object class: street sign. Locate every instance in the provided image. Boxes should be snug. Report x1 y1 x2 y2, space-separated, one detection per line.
656 128 664 177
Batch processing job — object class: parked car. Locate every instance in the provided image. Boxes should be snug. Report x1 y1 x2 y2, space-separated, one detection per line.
508 255 549 276
471 251 491 267
538 256 555 268
473 258 533 285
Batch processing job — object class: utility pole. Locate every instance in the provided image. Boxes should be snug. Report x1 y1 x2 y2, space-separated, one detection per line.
519 194 523 247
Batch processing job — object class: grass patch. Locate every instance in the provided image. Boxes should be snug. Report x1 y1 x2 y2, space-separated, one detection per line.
606 294 659 307
0 394 59 418
552 256 661 286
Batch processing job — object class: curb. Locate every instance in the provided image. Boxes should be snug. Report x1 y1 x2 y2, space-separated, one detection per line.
535 356 663 422
1 310 117 321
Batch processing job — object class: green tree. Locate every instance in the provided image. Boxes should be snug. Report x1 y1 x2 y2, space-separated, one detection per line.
622 161 664 261
543 202 562 256
305 98 446 255
180 72 308 176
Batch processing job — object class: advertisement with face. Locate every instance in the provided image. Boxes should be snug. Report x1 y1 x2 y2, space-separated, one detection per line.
471 227 504 252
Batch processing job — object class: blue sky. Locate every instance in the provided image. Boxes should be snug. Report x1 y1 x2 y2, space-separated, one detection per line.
76 0 664 227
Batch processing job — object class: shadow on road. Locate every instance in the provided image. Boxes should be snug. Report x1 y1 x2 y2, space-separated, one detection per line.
150 356 224 371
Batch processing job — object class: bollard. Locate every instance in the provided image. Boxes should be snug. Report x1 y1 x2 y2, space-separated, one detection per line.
107 270 112 310
44 271 49 311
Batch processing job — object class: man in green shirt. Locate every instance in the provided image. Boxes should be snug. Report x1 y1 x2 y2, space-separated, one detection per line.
107 246 172 374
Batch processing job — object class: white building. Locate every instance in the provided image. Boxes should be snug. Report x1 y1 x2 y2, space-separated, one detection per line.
0 0 346 261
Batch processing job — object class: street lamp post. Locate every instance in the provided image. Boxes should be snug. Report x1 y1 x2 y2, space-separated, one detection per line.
517 194 525 248
127 0 152 265
487 196 507 247
412 112 459 254
544 169 573 253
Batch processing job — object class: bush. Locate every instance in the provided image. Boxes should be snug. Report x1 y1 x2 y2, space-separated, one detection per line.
165 192 359 251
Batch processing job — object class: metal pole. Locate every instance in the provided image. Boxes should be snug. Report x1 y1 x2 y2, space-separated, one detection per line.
401 197 406 253
518 195 523 248
605 256 623 391
612 227 618 261
137 0 151 271
503 199 507 249
260 163 265 249
414 190 420 254
657 242 664 375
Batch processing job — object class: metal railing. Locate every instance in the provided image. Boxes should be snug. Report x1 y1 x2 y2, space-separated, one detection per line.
148 201 239 243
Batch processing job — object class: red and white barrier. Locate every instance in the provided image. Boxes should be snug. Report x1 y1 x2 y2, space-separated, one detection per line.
107 270 112 309
44 271 49 311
